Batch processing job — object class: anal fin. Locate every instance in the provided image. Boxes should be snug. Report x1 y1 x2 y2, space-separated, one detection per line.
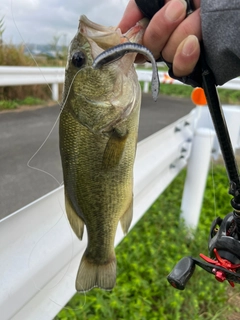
65 190 84 240
120 197 133 235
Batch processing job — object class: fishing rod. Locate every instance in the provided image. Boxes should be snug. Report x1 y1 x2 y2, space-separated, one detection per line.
135 0 240 289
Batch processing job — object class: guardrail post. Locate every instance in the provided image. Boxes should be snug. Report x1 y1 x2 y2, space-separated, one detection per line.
143 81 149 93
180 127 215 229
51 83 59 101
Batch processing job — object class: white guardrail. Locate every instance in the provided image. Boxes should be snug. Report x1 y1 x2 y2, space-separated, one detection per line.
0 66 65 101
1 66 240 100
0 66 240 320
1 106 240 320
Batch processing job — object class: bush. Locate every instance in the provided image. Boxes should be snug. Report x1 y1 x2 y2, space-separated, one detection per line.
0 43 33 66
55 165 239 320
0 96 45 110
0 31 64 102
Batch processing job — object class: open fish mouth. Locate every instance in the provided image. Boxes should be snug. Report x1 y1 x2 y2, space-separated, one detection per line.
78 16 159 101
78 15 148 59
92 42 160 102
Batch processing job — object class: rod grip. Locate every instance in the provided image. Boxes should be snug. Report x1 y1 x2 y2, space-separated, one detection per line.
135 0 164 19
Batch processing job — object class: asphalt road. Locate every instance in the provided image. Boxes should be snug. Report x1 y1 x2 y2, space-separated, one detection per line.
0 94 194 219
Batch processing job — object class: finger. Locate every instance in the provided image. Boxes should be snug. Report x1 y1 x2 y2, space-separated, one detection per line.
193 0 200 8
117 0 144 33
162 8 201 62
172 35 200 77
166 0 200 9
143 0 187 59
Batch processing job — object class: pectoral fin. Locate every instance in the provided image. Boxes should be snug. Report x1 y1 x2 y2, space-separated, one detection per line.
120 197 133 235
65 190 85 240
102 129 128 170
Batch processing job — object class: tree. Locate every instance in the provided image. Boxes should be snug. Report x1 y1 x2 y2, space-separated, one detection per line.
50 34 61 59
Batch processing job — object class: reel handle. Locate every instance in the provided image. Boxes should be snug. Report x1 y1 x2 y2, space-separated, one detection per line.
167 257 195 290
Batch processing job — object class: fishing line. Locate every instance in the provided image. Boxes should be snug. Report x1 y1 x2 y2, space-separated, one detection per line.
25 70 84 305
10 1 87 310
11 0 81 184
52 196 87 311
10 0 80 186
205 109 217 219
10 0 61 184
195 107 218 219
10 0 59 104
26 69 82 184
26 114 62 186
27 201 66 289
210 156 217 219
27 194 87 311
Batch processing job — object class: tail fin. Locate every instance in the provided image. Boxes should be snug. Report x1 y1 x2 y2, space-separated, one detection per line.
75 254 116 292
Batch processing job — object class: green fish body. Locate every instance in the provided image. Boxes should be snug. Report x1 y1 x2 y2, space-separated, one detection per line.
59 16 147 292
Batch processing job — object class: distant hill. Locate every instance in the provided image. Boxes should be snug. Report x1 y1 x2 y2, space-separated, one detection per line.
23 43 67 58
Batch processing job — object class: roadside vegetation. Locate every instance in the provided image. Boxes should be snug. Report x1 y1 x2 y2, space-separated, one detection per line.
55 165 240 320
0 15 66 109
0 97 45 111
139 80 240 105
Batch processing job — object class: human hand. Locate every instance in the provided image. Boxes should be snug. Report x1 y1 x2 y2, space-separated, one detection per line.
118 0 201 78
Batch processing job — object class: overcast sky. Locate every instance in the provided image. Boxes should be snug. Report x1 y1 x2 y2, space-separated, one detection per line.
1 0 129 45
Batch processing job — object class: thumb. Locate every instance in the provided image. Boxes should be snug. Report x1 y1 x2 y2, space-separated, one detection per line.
117 0 143 33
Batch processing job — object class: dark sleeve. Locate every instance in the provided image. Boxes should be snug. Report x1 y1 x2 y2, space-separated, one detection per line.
201 0 240 85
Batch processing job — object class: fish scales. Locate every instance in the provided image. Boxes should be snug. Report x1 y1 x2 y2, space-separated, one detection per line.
59 15 148 292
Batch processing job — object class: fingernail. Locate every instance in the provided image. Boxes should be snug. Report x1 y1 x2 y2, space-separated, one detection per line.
165 0 187 22
182 35 199 56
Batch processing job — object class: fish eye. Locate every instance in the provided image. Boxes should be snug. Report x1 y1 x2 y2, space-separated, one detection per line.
71 51 86 68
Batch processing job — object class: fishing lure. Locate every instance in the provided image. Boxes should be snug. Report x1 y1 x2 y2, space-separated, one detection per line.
93 42 160 102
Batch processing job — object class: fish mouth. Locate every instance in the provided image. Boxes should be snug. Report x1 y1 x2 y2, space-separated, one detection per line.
79 15 148 59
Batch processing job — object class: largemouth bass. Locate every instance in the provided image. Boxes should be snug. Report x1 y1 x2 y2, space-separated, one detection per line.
59 15 152 292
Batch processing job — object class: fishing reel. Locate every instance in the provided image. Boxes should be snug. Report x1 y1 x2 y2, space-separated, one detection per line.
167 211 240 289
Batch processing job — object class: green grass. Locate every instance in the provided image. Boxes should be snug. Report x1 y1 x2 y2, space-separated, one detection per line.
0 100 19 110
55 165 240 320
138 65 240 103
140 82 240 104
0 96 45 110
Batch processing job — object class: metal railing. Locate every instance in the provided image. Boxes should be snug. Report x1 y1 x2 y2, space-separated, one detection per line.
1 66 240 101
0 66 64 101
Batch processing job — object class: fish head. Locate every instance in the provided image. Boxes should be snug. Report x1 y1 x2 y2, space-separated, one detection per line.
62 16 148 134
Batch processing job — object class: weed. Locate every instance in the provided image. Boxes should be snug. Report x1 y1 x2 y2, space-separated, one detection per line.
0 96 45 110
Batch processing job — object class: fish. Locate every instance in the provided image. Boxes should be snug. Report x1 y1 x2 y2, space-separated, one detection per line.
59 15 158 292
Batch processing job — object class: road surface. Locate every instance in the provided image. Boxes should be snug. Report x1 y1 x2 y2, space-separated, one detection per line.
0 94 194 219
